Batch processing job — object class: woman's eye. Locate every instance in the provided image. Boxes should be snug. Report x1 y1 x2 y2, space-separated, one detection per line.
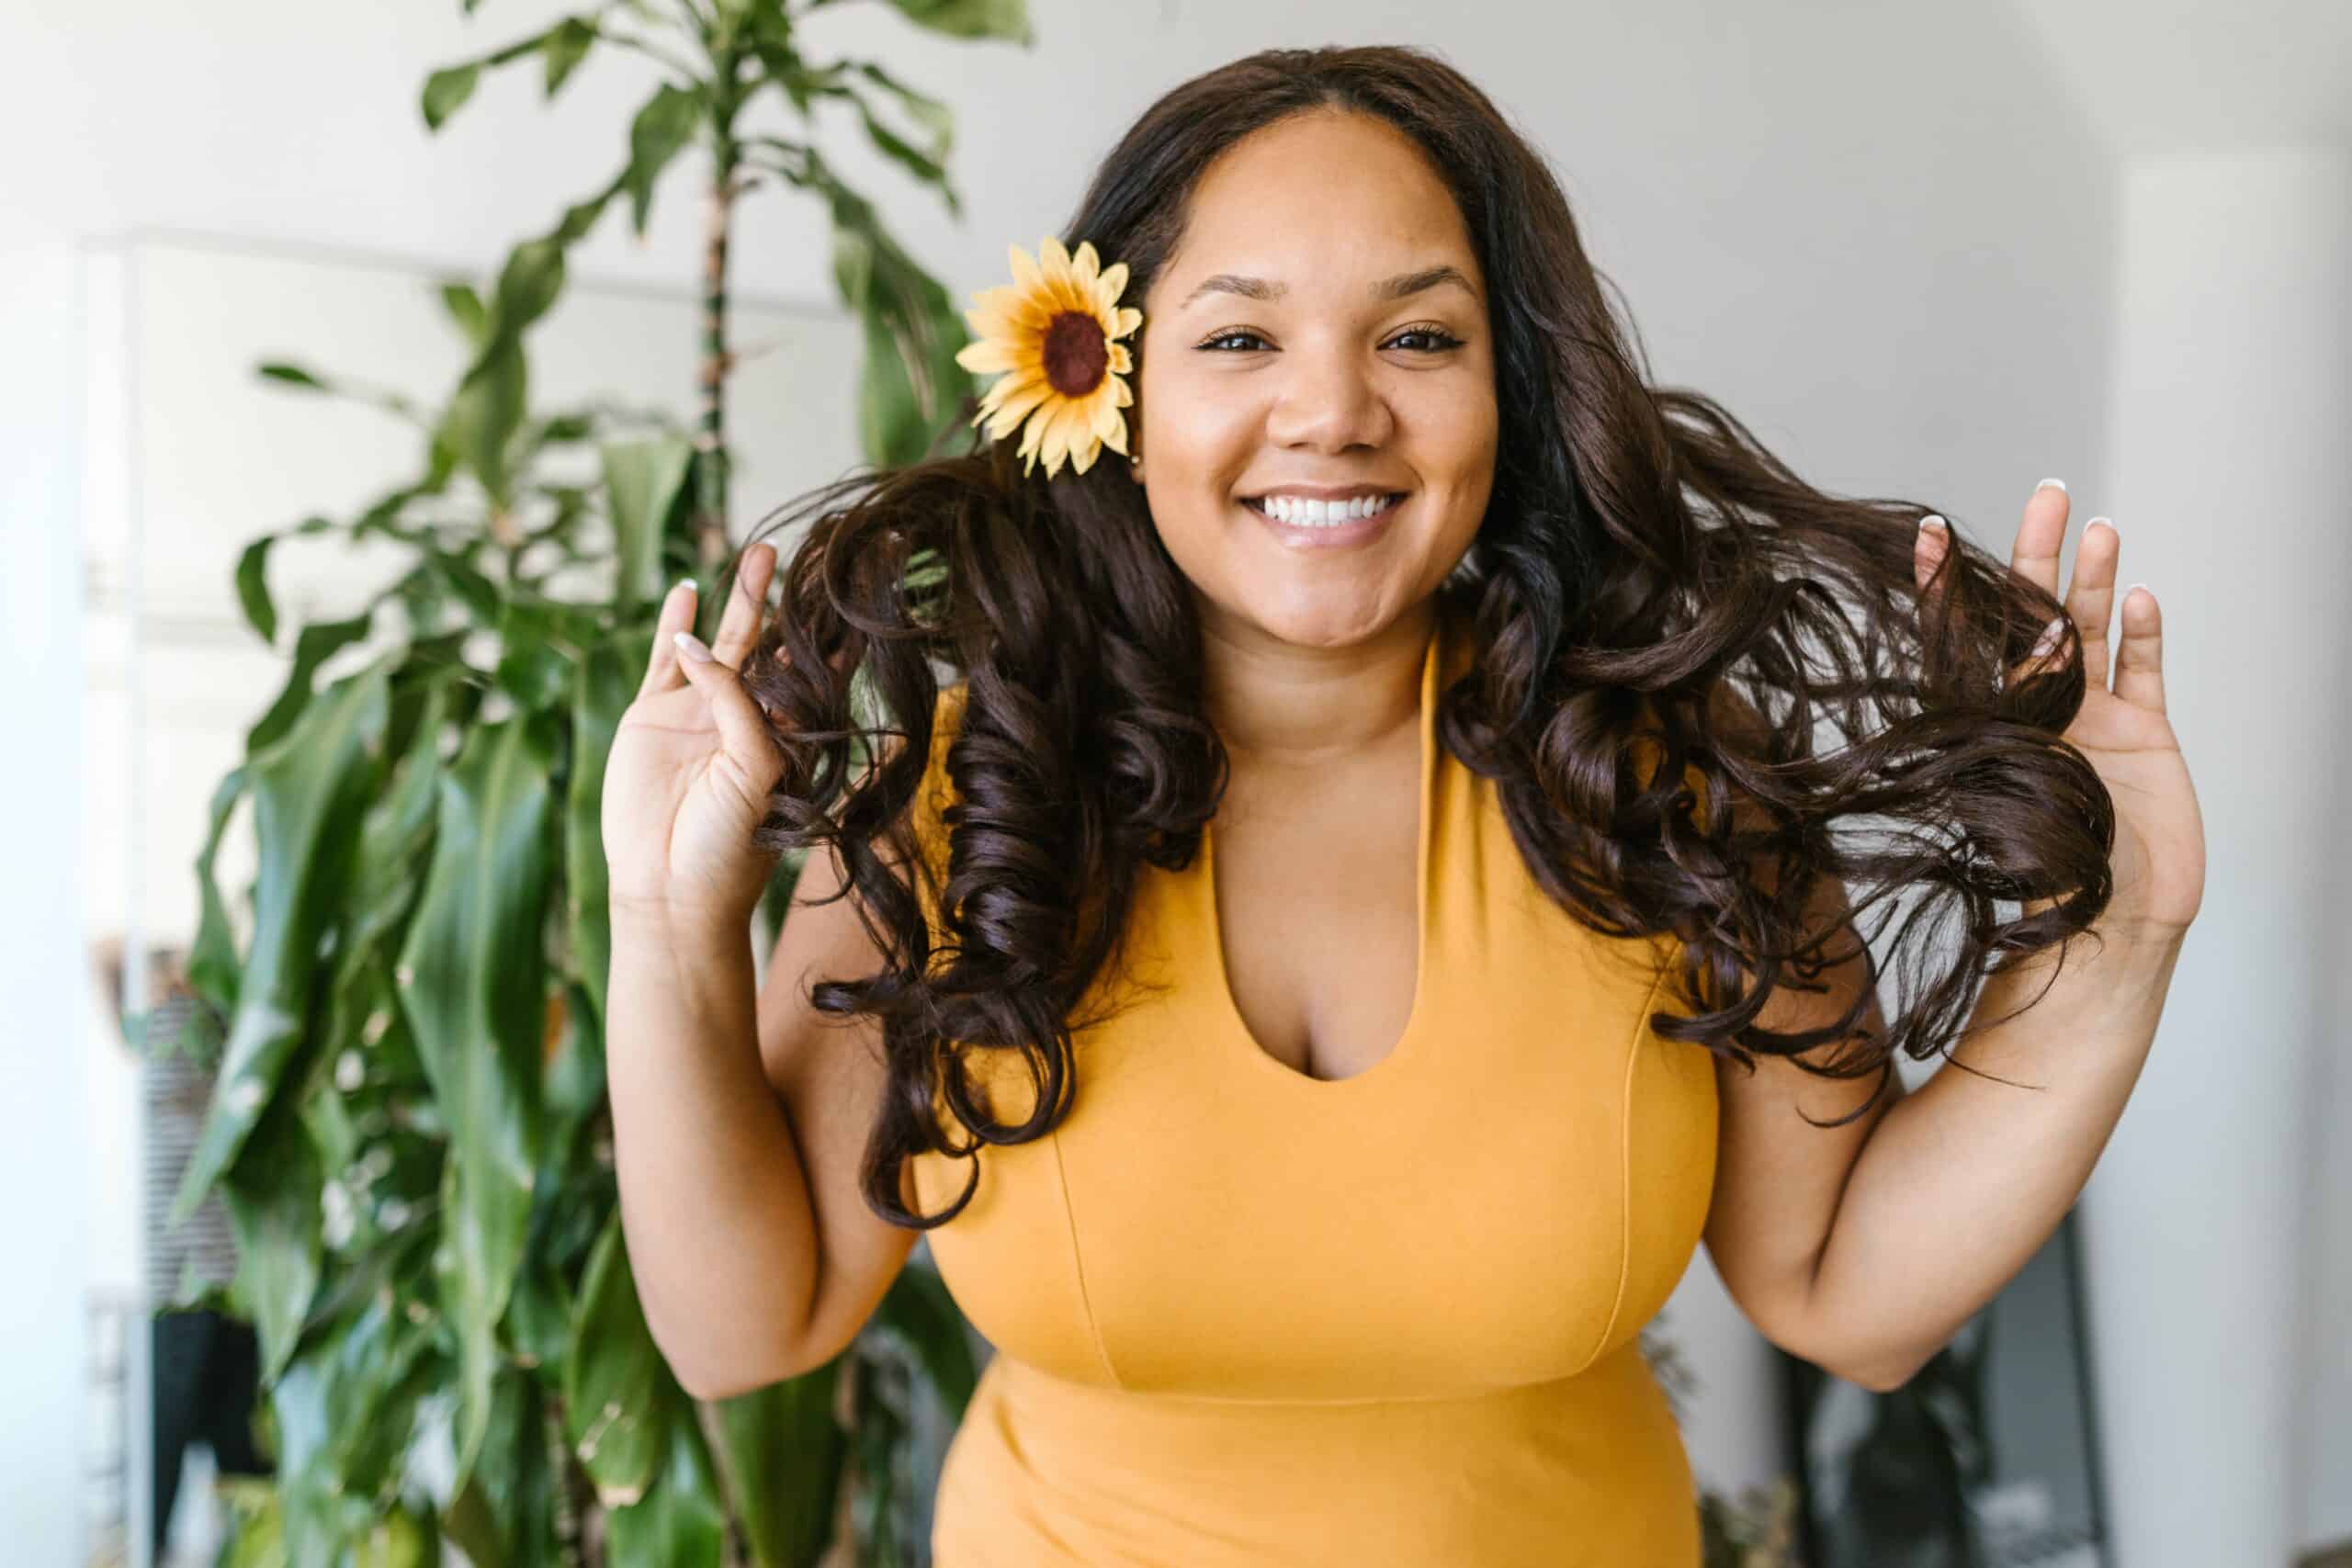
1195 328 1464 354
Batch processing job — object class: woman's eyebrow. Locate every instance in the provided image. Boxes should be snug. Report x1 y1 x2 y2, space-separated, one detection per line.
1177 264 1477 310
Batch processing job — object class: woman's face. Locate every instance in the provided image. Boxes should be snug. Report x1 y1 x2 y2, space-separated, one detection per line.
1132 110 1498 652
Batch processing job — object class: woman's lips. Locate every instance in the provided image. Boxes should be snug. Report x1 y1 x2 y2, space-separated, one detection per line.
1240 492 1408 549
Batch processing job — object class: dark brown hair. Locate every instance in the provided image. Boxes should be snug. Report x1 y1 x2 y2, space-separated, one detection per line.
737 43 2111 1230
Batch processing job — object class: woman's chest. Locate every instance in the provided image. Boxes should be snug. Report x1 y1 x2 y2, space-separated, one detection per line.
1205 756 1422 1085
910 774 1720 1402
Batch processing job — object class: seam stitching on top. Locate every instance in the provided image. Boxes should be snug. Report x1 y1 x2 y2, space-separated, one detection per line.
1050 1126 1123 1389
1580 962 1670 1377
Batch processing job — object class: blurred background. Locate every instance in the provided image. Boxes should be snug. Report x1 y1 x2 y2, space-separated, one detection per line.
4 1 2346 1564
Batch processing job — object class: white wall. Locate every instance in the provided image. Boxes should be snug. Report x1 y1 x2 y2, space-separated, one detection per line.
6 1 2340 1562
2088 148 2352 1564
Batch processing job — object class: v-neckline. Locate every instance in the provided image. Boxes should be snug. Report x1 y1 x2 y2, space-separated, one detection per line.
1198 616 1442 1090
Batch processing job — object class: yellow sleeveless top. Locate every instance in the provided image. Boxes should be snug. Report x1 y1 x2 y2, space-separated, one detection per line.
903 610 1720 1565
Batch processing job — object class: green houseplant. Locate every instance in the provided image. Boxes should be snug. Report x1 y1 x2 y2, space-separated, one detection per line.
167 2 1023 1562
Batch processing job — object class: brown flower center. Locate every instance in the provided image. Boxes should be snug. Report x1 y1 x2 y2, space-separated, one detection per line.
1040 310 1108 398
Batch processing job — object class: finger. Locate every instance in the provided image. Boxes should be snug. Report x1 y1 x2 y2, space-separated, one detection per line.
674 632 787 789
710 541 778 671
2110 582 2165 713
2065 516 2121 690
1914 513 1951 602
2013 479 2070 602
637 579 701 700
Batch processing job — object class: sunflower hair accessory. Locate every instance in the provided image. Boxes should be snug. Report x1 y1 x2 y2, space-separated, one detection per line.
956 235 1142 480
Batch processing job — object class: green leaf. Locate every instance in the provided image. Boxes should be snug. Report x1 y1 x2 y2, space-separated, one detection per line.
599 436 695 616
219 1090 323 1382
870 1252 978 1415
398 712 560 1479
851 61 953 158
439 281 491 347
173 670 391 1224
424 548 503 627
492 238 567 338
604 1393 728 1567
623 84 704 236
707 1367 848 1568
352 1503 437 1568
234 535 278 646
564 1213 670 1503
444 334 529 502
245 610 377 755
422 64 481 130
504 1255 573 1377
828 197 978 467
549 174 624 247
316 1287 439 1497
567 629 641 1031
845 89 961 218
441 1366 557 1568
877 0 1034 44
188 765 251 1015
216 1480 288 1568
256 362 330 391
492 598 581 714
543 16 595 96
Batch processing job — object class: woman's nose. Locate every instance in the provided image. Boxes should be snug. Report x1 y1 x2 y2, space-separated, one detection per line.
1263 345 1392 452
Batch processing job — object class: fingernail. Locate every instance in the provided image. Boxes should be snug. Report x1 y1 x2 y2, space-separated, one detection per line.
673 629 714 663
674 578 697 595
2035 478 2067 496
2087 515 2116 537
2124 581 2149 603
2030 615 2065 660
1918 513 1948 535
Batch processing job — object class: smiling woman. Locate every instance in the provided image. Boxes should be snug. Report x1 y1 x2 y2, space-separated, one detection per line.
605 39 2152 1568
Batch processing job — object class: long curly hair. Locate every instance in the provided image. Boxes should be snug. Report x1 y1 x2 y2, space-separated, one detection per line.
737 43 2111 1231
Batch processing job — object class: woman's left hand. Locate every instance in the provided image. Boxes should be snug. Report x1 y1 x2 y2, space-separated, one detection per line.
1915 481 2205 940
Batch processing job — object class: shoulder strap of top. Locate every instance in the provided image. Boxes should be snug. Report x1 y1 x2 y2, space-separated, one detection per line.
905 681 971 937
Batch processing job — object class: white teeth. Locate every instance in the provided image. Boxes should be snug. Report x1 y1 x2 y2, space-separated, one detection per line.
1252 493 1399 526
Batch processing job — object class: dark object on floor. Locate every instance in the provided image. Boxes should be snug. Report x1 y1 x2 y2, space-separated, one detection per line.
152 1307 272 1552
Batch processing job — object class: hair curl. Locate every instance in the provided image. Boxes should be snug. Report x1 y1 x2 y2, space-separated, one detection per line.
734 43 2112 1230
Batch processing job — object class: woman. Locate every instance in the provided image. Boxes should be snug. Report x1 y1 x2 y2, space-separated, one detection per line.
600 44 2204 1566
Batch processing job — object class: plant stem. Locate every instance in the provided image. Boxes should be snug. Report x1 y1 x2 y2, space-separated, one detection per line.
695 52 742 581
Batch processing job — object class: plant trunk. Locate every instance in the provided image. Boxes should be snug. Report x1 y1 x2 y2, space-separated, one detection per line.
695 137 737 578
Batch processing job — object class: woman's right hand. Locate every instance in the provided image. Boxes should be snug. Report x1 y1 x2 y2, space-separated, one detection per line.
601 540 792 934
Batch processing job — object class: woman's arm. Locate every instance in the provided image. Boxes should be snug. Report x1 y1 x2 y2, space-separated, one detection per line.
1799 906 2183 1390
605 902 824 1400
1700 702 2186 1393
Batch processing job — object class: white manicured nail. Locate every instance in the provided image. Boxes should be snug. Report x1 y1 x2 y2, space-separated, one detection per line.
673 630 714 663
2036 478 2067 495
2087 515 2116 537
2030 615 2065 660
1918 513 1948 534
675 578 697 595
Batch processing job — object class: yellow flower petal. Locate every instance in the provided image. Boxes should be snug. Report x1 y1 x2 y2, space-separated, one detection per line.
1008 243 1043 297
1093 399 1127 455
1114 306 1142 339
974 365 1036 412
1095 260 1129 308
1106 342 1131 375
956 339 1021 374
1050 399 1091 477
1112 374 1133 408
1071 241 1101 286
986 381 1055 439
1039 235 1072 289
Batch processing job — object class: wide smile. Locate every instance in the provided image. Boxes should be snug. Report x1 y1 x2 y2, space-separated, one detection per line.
1238 491 1410 548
